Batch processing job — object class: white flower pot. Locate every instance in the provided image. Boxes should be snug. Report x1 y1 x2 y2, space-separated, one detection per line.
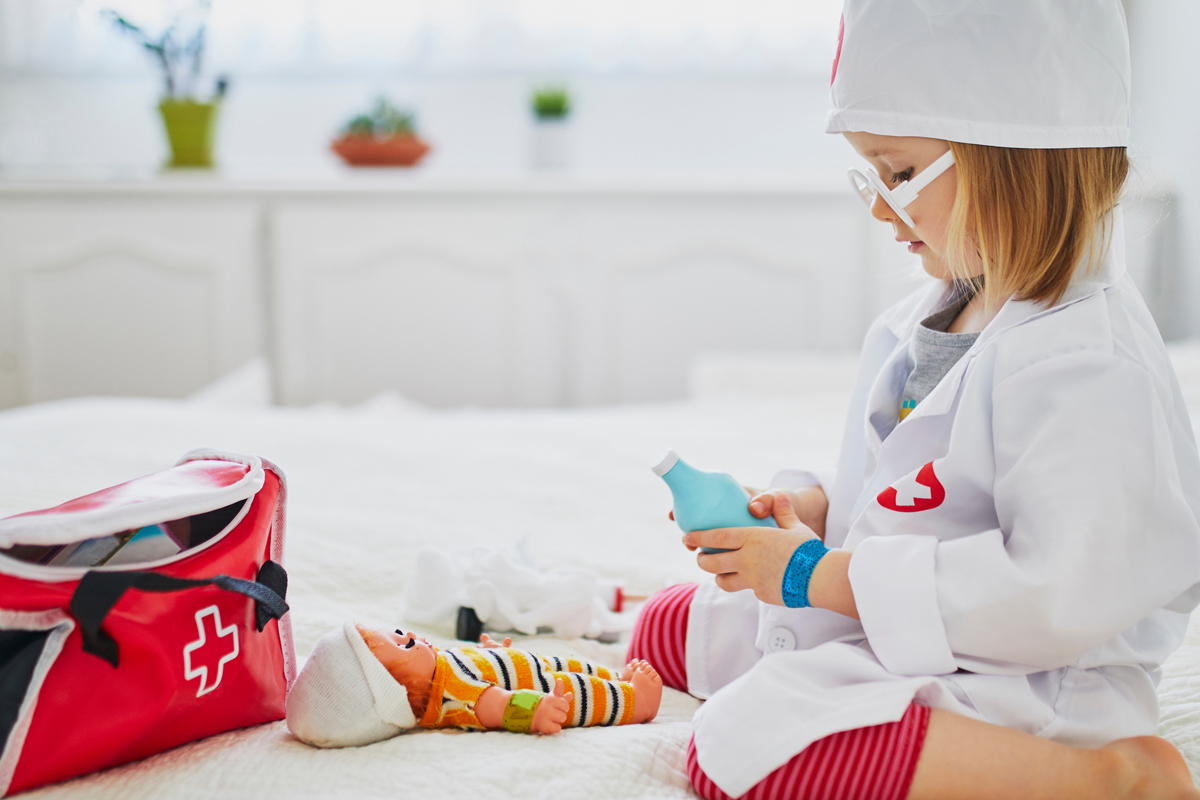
531 119 571 171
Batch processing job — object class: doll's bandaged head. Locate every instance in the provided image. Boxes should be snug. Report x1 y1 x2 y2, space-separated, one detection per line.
285 622 416 748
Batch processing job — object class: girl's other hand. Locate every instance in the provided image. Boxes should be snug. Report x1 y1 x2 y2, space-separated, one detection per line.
748 487 829 541
530 679 573 735
686 495 819 606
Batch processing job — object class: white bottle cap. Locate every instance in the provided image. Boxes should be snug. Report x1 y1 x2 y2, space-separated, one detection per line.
651 449 679 477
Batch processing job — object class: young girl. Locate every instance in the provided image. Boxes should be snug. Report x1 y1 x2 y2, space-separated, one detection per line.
627 2 1200 799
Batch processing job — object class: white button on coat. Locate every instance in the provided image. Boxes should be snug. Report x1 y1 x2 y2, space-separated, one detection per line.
765 628 796 653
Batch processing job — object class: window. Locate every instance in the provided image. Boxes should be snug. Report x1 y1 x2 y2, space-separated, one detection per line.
1 0 842 77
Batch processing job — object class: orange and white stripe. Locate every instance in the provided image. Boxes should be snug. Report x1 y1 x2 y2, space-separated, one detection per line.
440 646 634 728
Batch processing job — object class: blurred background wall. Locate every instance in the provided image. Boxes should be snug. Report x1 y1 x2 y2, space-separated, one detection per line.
0 0 844 176
1126 0 1200 342
0 0 1190 409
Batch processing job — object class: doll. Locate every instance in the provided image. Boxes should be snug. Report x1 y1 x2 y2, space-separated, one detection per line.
286 621 662 748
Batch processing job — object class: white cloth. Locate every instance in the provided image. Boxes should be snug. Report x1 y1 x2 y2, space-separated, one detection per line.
826 0 1131 148
285 622 416 748
402 546 627 640
690 210 1200 797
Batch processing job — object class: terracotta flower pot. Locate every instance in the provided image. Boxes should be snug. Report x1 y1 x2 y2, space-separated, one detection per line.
331 134 431 167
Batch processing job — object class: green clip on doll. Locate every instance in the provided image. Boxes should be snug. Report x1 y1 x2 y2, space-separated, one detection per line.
286 622 663 747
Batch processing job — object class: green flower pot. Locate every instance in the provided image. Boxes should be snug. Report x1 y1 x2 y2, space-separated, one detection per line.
158 99 218 168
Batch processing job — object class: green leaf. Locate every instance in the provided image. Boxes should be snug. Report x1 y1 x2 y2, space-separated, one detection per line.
345 114 375 135
532 87 570 119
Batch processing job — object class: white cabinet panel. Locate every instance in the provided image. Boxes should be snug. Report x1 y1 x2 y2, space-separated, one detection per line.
313 253 515 407
22 253 214 400
0 200 264 407
0 181 1177 410
568 195 869 404
27 179 1159 409
272 199 550 407
272 191 872 408
1121 194 1176 332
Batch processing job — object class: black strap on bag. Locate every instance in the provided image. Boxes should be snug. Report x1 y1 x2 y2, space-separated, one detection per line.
69 560 289 668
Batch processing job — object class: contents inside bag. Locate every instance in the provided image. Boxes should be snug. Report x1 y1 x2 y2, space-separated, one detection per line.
0 500 246 567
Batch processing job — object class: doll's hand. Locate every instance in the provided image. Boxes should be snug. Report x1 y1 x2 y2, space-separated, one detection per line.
747 486 829 541
686 494 819 606
479 633 512 649
530 679 573 735
677 486 764 551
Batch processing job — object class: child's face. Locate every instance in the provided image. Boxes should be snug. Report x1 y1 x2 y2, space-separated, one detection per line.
843 132 959 280
357 625 438 684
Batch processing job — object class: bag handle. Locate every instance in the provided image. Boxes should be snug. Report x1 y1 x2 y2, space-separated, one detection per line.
69 561 289 668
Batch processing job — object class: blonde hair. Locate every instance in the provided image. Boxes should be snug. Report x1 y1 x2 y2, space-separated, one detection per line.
944 143 1128 308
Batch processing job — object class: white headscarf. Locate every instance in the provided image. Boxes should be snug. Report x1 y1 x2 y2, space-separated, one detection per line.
826 0 1131 148
286 622 417 748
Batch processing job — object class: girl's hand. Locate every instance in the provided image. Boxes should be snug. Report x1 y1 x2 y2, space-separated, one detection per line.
671 486 762 528
674 485 768 551
478 633 512 649
685 495 819 606
676 485 829 551
530 679 573 735
747 486 829 541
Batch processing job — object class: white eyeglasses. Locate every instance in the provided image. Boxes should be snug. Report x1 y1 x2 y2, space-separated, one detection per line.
847 150 956 227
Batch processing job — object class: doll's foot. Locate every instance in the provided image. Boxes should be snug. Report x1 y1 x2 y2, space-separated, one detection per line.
624 659 662 724
1101 736 1200 799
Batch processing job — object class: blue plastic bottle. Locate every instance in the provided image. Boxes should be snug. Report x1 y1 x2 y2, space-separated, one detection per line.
653 450 776 553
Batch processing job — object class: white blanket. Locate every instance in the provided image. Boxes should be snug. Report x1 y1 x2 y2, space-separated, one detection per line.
7 344 1200 797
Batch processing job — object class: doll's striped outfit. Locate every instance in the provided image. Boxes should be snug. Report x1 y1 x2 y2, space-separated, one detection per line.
418 646 637 731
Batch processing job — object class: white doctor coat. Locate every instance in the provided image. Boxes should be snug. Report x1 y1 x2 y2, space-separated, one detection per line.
688 211 1200 798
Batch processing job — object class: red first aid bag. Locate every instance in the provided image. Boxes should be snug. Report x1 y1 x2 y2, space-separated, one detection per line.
0 449 295 795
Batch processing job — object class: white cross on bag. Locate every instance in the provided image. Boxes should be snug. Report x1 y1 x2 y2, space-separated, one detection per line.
183 605 240 698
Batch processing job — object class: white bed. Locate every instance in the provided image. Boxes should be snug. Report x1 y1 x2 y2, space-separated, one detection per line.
6 346 1200 798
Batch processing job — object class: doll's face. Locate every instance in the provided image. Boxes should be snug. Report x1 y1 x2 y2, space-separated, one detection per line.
356 625 437 685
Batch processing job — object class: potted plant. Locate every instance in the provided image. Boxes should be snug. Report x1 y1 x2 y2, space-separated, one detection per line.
530 85 572 171
330 98 431 168
103 3 228 169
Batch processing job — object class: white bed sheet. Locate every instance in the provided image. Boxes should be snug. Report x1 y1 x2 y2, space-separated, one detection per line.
4 343 1200 797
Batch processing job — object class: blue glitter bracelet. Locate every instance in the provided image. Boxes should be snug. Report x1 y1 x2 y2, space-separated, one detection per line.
781 539 831 609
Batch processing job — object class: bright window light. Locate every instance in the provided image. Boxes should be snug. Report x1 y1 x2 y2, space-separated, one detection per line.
2 0 843 76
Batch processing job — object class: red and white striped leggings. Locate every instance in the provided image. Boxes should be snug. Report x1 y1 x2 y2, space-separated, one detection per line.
627 583 930 800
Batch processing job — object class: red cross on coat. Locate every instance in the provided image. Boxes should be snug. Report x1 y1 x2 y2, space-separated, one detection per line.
877 461 946 513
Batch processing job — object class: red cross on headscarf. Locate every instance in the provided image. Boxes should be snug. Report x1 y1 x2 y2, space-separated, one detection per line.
831 14 844 86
